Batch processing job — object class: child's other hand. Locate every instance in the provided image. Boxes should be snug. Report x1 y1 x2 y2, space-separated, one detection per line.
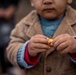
28 35 50 57
52 34 76 54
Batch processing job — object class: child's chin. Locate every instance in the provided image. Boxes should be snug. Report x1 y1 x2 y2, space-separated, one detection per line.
43 15 57 20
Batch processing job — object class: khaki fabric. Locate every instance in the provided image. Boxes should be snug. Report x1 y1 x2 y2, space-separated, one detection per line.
7 6 76 75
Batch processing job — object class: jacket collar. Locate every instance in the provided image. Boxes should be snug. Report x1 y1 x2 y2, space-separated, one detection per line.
25 6 76 38
25 10 44 38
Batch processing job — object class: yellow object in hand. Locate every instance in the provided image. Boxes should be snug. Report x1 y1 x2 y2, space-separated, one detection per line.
48 38 54 46
49 38 54 42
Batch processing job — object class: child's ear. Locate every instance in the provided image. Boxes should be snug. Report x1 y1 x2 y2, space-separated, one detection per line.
67 0 73 4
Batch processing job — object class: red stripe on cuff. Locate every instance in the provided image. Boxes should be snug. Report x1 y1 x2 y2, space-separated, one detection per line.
24 44 38 65
69 53 76 60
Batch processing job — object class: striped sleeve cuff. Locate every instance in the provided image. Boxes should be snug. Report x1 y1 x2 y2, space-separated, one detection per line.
17 40 34 68
68 54 76 63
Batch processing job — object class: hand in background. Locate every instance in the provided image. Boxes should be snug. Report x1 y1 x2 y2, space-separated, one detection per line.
4 5 16 20
0 8 5 18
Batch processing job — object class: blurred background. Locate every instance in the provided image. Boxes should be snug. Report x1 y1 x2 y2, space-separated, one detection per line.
0 0 76 75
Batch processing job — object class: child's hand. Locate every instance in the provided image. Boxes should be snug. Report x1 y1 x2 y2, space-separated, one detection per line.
52 34 76 54
28 35 50 57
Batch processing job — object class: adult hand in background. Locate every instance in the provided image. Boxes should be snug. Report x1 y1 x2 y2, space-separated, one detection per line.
4 5 16 20
0 8 5 18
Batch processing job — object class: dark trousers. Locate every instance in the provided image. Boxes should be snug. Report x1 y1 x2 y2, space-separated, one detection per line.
0 17 15 73
0 46 13 73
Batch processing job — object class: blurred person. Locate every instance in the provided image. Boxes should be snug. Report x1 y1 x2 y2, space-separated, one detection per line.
0 0 20 75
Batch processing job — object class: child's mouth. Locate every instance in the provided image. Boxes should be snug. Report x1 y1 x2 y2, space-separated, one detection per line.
43 8 55 12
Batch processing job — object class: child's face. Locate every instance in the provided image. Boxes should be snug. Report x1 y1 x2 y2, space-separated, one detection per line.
31 0 72 20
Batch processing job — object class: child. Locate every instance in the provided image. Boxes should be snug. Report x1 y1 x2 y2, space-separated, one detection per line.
7 0 76 75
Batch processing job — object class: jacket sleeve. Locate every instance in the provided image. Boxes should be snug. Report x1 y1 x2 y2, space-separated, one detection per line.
6 19 29 68
17 41 34 68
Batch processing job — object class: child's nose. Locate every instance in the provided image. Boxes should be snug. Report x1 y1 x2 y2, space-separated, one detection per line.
43 0 53 5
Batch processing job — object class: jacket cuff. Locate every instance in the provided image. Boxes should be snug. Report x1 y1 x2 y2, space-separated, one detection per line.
24 44 39 65
17 40 33 68
68 54 76 63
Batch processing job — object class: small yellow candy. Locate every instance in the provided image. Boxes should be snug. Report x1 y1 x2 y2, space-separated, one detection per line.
49 38 54 42
48 38 54 46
